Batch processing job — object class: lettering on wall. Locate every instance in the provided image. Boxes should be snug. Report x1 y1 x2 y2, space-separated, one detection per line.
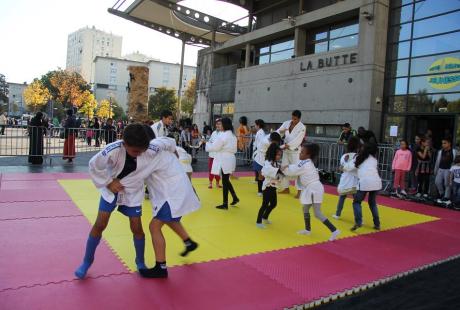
300 53 358 71
427 57 460 90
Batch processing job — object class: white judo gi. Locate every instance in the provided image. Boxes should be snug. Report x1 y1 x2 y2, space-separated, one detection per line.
284 159 324 204
277 120 306 190
205 130 237 175
89 137 177 207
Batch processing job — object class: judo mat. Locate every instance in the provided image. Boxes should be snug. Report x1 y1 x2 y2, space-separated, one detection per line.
1 171 460 310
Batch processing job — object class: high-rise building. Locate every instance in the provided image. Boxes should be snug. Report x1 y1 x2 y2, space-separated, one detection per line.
93 56 196 111
66 26 122 83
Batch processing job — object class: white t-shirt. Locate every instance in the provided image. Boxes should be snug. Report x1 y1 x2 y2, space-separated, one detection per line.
450 165 460 184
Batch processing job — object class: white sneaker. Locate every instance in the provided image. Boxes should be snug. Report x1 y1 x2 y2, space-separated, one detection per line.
256 223 266 229
257 192 262 197
400 190 407 196
329 229 340 241
297 229 311 235
416 193 422 198
262 219 272 224
332 214 340 220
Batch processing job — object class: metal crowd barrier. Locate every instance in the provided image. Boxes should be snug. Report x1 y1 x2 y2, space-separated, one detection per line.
0 126 397 187
0 125 117 164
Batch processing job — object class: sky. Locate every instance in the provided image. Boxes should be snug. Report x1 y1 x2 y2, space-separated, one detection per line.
0 0 247 83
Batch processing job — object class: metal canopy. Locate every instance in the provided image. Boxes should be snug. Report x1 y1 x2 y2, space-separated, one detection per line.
109 0 248 46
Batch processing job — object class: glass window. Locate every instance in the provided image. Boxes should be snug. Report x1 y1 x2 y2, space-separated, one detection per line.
410 52 460 76
390 4 413 25
315 31 328 41
314 42 328 53
329 35 358 51
388 41 411 60
388 78 408 95
409 75 460 94
412 31 460 57
387 96 407 112
413 10 460 39
383 115 405 143
259 55 270 65
330 23 359 39
408 92 460 113
270 50 293 62
387 59 409 78
389 23 412 42
260 46 270 54
271 40 294 53
414 0 460 20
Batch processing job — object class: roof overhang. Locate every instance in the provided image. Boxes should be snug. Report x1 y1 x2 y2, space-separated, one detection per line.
109 0 248 46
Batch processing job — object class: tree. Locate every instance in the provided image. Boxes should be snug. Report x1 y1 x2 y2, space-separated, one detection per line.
96 99 113 119
111 99 126 120
181 79 196 116
77 90 98 119
148 87 177 120
0 74 8 103
46 70 90 108
23 80 51 112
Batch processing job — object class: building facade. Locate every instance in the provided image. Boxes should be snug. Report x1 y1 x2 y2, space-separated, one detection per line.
194 0 460 146
7 82 28 116
66 26 122 83
93 56 196 111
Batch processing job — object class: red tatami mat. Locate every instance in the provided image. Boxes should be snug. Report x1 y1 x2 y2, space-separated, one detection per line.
0 216 128 292
0 200 82 220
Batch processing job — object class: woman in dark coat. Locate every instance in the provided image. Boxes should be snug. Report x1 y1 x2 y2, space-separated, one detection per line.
63 109 77 163
28 112 46 165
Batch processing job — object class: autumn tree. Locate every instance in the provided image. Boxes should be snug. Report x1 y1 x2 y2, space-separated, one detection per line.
181 78 196 116
148 87 177 120
96 99 114 119
0 74 9 103
43 70 90 108
23 80 51 112
77 90 98 119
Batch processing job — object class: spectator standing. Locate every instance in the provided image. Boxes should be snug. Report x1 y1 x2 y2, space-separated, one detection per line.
450 155 460 206
391 140 412 197
28 112 46 165
435 138 457 204
415 138 433 198
0 112 7 135
338 123 357 144
408 135 422 194
63 109 77 163
103 118 117 144
237 116 250 152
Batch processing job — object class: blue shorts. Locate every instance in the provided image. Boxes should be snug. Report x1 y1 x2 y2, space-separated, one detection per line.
253 161 263 172
154 202 181 222
98 195 142 217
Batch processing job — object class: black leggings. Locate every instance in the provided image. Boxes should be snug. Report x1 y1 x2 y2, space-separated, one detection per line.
256 187 277 223
221 172 237 204
255 171 263 193
417 173 430 195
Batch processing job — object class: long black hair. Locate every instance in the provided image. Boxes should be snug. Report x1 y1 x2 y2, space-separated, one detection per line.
347 136 361 153
221 117 234 132
265 143 281 162
355 143 378 168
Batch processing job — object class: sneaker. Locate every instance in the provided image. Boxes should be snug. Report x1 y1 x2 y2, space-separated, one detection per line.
256 223 266 229
415 193 422 198
350 224 362 231
390 190 397 196
262 219 272 224
297 229 311 235
139 264 168 279
208 184 212 189
423 194 428 198
180 240 198 257
217 184 222 188
216 204 228 210
373 225 381 230
230 198 240 206
400 190 407 196
257 192 262 197
329 229 340 241
332 214 340 220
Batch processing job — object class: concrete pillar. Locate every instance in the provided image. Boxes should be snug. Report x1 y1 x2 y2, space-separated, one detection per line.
245 44 251 68
294 27 306 57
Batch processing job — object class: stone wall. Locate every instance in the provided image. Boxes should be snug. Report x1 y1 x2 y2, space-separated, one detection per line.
127 66 149 122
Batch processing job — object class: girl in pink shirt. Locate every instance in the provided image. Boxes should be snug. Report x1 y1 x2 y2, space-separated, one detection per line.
392 140 412 196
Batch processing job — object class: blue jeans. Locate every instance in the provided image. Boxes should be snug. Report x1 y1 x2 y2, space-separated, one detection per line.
335 195 347 216
352 190 380 227
453 182 460 204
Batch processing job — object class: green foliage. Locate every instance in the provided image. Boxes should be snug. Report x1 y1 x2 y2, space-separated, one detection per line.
0 73 9 103
148 87 177 120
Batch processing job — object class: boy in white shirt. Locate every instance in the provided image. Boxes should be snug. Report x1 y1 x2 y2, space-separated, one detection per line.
450 155 460 206
75 124 176 279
